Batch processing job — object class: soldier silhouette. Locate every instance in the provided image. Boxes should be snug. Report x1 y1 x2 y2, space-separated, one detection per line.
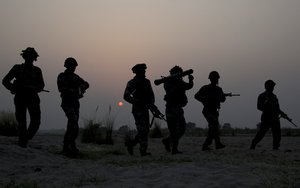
195 71 226 151
161 66 194 154
2 47 45 148
124 63 160 156
57 57 89 157
250 80 290 150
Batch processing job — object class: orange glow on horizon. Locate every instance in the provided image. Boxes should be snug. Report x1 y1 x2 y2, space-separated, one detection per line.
118 101 123 107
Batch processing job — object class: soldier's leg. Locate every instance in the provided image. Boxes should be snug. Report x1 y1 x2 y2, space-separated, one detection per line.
162 107 172 152
172 108 186 154
62 105 79 153
162 112 171 153
178 108 186 139
251 121 270 149
212 115 225 149
166 107 181 153
69 107 80 152
133 110 150 156
14 96 27 147
271 120 281 150
27 100 41 140
203 114 215 149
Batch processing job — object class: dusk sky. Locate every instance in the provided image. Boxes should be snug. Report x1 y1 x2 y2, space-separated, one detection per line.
1 1 300 130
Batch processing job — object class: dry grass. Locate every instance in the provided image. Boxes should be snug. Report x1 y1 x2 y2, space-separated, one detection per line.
0 110 18 137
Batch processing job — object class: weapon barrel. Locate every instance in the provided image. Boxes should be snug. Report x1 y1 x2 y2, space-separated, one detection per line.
224 93 240 97
154 69 193 86
288 119 298 127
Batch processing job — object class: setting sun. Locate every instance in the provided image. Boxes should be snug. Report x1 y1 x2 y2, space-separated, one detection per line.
118 101 123 107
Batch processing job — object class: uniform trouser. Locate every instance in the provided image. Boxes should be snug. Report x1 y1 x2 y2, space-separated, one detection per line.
61 100 80 149
252 119 281 149
14 94 41 144
203 110 221 147
165 106 186 150
132 109 150 152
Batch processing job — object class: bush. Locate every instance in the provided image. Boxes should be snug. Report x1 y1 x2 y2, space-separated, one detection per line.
81 105 115 145
81 120 114 145
102 113 115 145
0 110 18 136
81 120 101 143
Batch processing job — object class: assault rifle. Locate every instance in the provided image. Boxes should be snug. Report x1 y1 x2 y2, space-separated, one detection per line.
149 104 166 127
11 81 50 94
224 93 240 97
280 114 298 127
154 69 193 86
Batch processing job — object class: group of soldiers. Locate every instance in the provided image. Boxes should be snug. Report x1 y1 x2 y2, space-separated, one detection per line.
123 63 294 156
2 47 294 158
2 47 89 157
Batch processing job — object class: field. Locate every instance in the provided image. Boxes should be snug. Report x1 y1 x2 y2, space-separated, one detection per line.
0 133 300 188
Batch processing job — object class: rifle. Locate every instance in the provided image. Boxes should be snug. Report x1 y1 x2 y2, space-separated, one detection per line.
280 114 298 127
12 80 49 93
149 104 166 127
154 69 193 86
224 93 240 97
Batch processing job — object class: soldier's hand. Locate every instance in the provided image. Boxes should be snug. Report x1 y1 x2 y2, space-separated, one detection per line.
188 75 194 81
280 113 289 120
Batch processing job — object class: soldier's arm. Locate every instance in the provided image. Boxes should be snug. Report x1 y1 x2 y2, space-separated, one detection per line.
181 75 194 91
2 66 16 92
277 101 288 119
35 68 45 93
186 75 194 90
257 94 265 111
194 87 206 103
57 73 69 93
219 88 226 103
194 89 201 102
123 81 135 104
78 76 89 92
148 80 155 105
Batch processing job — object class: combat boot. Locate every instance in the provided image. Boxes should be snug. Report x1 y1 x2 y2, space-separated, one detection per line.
273 145 279 150
216 143 226 150
125 139 134 156
18 140 27 148
162 138 171 152
250 141 256 150
171 142 182 155
61 144 70 154
202 145 211 151
69 142 79 154
172 149 183 155
60 142 79 158
140 149 151 157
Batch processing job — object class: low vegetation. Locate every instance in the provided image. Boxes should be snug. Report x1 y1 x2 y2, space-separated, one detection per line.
0 110 18 136
81 105 116 145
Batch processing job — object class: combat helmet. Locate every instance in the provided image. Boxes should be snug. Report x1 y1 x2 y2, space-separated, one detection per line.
264 80 276 89
208 71 220 80
169 65 183 75
64 57 78 68
21 47 39 61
